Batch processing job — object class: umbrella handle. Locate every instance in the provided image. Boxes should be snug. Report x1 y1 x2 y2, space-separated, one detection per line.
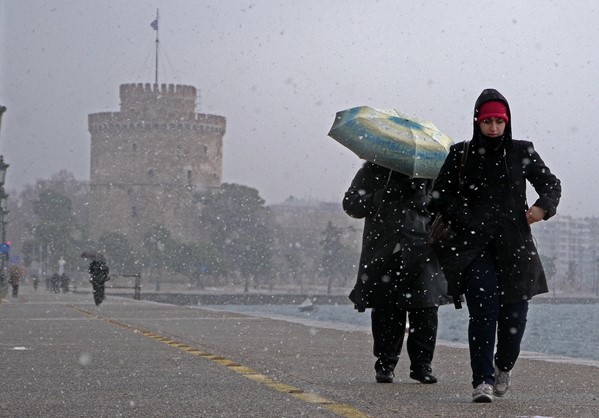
372 170 395 218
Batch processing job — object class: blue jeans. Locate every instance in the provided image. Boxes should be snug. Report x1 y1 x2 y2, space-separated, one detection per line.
464 248 529 388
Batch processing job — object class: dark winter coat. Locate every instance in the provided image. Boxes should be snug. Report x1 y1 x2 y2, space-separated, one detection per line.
429 89 562 304
89 260 110 284
343 162 448 312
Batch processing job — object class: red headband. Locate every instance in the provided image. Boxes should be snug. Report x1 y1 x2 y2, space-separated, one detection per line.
477 101 509 124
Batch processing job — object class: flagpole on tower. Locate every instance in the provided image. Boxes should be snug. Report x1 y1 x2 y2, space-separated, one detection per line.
151 9 159 84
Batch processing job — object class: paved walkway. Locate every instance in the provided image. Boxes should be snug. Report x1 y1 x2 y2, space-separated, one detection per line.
1 287 597 417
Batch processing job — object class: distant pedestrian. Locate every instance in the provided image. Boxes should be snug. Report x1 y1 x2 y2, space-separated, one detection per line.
50 273 61 293
429 88 562 402
88 259 110 306
344 162 448 384
59 274 70 293
8 264 26 298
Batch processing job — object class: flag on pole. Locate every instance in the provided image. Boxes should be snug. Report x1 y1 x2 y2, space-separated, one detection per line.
150 19 158 30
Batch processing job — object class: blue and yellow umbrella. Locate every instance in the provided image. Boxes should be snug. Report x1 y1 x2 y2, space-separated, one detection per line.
328 106 454 178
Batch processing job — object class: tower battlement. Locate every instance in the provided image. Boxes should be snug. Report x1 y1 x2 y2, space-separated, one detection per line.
88 112 226 135
119 83 198 115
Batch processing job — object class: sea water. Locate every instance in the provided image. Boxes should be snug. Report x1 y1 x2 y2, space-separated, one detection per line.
203 302 599 363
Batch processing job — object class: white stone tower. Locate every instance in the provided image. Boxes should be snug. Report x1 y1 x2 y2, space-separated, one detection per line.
88 82 226 243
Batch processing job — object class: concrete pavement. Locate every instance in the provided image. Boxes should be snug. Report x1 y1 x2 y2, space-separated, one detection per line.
1 287 597 417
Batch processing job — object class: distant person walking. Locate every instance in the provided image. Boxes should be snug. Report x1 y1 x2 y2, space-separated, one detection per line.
429 88 562 402
88 259 110 306
8 264 26 298
344 162 448 384
50 273 61 293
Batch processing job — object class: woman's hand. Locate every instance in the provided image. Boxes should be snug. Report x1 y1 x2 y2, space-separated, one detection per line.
526 206 546 224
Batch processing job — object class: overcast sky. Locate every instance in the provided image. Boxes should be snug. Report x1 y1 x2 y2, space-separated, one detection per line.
1 1 597 217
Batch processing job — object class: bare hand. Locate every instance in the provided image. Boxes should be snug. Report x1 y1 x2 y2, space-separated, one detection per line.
526 206 546 225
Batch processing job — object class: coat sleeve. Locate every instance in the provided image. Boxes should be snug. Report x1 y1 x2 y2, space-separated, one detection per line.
342 164 379 219
524 142 561 219
429 143 470 228
343 163 416 219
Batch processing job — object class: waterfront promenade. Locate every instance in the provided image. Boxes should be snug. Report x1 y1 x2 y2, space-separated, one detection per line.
1 287 597 418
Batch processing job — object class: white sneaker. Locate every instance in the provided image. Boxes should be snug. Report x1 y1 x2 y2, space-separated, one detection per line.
494 367 511 397
472 383 494 403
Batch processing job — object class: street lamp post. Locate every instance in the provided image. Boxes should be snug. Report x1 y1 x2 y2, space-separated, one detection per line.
0 206 3 293
594 250 599 298
0 159 8 294
0 106 9 295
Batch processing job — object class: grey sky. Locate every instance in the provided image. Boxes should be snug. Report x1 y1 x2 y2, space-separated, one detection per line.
1 0 597 216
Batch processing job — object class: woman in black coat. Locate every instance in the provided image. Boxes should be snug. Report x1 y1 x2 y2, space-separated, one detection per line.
344 162 447 384
429 88 561 402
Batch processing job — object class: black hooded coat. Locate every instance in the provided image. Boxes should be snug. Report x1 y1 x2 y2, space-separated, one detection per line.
429 89 562 304
344 162 448 312
89 260 109 284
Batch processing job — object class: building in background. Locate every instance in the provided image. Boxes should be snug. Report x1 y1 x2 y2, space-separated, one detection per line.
87 83 226 243
533 215 599 295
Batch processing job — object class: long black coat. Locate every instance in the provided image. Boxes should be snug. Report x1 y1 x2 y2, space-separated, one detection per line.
343 162 447 312
430 89 562 304
89 260 109 284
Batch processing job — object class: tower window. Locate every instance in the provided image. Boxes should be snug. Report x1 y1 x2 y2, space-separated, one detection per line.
187 170 192 183
132 143 137 152
147 169 154 178
132 206 137 217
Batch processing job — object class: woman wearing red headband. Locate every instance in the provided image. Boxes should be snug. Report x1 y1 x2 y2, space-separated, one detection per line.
429 88 562 402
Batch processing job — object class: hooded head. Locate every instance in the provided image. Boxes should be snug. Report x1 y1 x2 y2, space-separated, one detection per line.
472 88 512 144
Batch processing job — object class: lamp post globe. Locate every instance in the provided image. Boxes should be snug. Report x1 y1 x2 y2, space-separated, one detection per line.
0 105 6 134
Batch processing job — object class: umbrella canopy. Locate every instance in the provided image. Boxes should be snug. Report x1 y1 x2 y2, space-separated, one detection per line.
8 264 27 279
80 251 105 262
328 106 454 178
